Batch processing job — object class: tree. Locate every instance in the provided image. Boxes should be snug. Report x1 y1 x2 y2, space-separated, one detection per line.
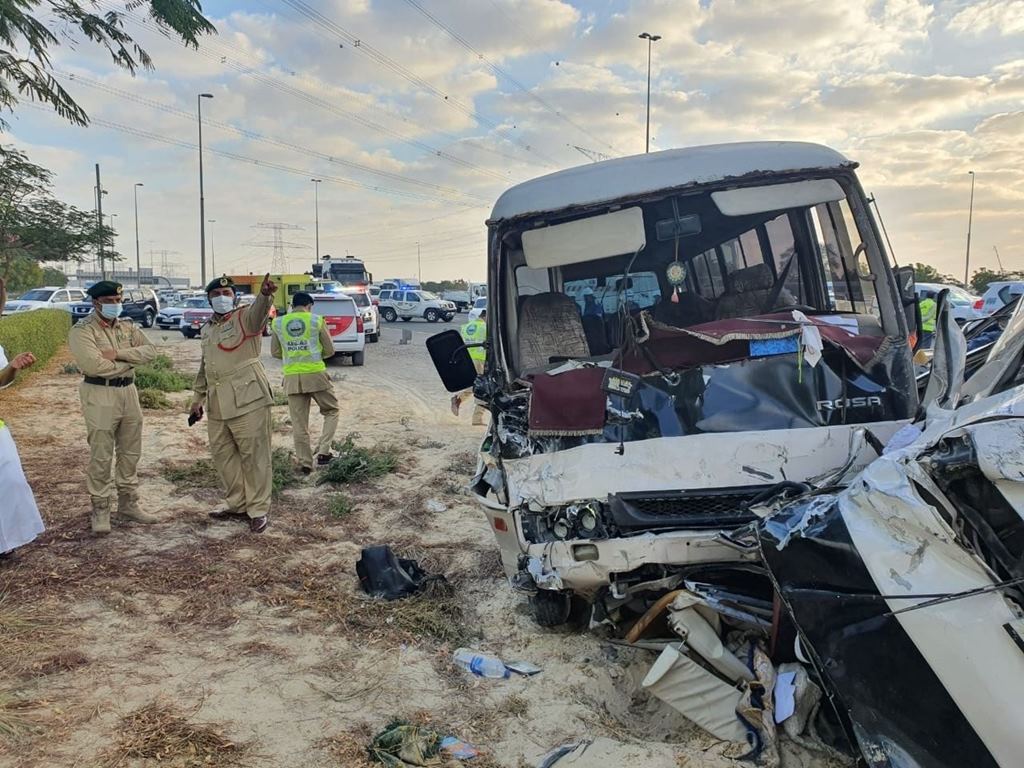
911 263 961 286
1 1 216 128
0 145 111 283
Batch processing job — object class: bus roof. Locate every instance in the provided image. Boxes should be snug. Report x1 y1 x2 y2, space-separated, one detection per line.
489 141 854 224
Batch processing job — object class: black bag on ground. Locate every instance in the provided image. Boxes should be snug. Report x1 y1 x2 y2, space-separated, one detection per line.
356 545 429 600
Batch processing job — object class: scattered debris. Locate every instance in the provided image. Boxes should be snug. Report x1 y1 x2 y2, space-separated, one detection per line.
425 499 448 514
369 720 437 767
440 736 480 759
356 545 443 600
453 648 509 679
503 659 542 677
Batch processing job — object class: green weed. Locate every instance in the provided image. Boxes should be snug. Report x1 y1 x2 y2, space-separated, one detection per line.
327 495 353 518
316 434 400 486
271 448 300 498
162 459 220 489
138 388 172 410
135 355 191 392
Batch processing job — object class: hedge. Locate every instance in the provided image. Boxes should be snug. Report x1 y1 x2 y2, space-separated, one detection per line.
0 309 72 381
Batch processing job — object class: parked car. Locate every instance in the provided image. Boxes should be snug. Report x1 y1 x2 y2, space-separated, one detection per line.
342 288 380 343
180 305 213 338
156 297 209 329
428 141 918 627
237 294 277 336
311 292 365 365
442 282 487 312
915 281 982 324
379 290 456 323
70 288 159 327
979 280 1024 317
182 296 277 338
467 296 487 322
4 286 87 314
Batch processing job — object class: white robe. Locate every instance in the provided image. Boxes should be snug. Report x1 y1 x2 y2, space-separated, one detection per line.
0 344 44 554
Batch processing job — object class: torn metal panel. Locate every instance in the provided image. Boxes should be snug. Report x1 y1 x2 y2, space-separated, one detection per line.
503 423 904 508
641 644 749 743
761 407 1024 768
521 530 750 595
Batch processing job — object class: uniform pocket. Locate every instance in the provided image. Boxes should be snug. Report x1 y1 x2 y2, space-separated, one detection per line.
232 377 268 409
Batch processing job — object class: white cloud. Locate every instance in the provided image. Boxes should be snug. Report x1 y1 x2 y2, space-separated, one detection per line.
949 0 1024 36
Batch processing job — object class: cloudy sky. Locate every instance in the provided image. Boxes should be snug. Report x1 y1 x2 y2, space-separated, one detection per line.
6 0 1024 285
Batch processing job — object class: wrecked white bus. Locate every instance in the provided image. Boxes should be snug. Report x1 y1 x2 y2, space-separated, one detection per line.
429 141 920 626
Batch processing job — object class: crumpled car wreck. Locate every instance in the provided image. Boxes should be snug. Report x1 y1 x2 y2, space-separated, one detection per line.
429 142 1023 765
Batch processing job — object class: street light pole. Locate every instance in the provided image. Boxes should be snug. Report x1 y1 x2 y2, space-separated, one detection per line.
417 241 421 284
964 171 975 288
208 219 217 277
198 93 214 287
638 32 661 154
108 213 118 277
95 164 105 279
312 179 322 264
133 182 144 287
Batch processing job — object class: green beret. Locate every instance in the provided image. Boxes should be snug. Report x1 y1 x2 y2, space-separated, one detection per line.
205 276 235 293
86 281 123 299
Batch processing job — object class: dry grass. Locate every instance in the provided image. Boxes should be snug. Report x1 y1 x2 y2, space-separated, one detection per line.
32 649 90 676
322 724 375 767
162 459 221 490
0 687 42 739
0 591 63 678
100 700 250 768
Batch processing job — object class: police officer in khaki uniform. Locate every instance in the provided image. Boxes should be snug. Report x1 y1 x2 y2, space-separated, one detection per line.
68 280 160 534
269 292 340 473
189 274 277 533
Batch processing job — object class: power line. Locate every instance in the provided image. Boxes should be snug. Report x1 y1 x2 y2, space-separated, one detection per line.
274 0 563 167
61 71 490 204
399 0 621 155
24 102 481 206
103 4 521 182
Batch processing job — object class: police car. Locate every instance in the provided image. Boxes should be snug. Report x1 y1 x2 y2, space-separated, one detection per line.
309 292 366 366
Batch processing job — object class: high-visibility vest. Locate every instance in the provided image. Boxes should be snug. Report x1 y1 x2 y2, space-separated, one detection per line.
460 320 486 362
273 312 327 375
919 297 937 333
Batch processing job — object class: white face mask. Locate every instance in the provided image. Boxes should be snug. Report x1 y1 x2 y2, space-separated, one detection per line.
99 303 122 320
210 295 235 314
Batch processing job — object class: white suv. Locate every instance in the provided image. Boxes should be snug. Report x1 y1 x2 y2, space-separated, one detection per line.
343 289 380 343
312 293 366 366
379 289 456 323
980 280 1024 317
4 286 87 313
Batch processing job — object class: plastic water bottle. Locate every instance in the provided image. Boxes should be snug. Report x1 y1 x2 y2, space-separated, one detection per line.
453 648 510 679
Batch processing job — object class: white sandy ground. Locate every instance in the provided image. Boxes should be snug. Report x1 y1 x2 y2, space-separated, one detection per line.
0 325 837 767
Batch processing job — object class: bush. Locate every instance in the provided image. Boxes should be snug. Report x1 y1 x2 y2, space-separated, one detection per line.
135 355 191 392
271 447 300 498
0 309 71 382
316 434 400 486
162 459 220 489
327 494 353 518
138 388 172 410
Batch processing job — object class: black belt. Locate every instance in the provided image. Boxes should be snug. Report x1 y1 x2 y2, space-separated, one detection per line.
83 376 135 388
